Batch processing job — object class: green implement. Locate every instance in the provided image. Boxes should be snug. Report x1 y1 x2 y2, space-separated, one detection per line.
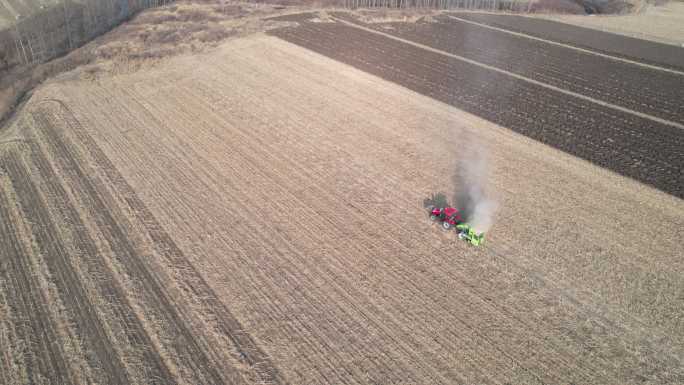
456 223 485 246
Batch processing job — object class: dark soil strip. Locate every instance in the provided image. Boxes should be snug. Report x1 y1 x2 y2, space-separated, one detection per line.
333 13 684 124
0 166 73 385
23 125 176 383
268 22 684 198
30 105 232 385
452 12 684 71
0 150 129 384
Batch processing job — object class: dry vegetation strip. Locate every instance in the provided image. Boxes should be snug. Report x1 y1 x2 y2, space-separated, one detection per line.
0 163 72 384
28 108 178 384
32 104 228 385
1 148 131 384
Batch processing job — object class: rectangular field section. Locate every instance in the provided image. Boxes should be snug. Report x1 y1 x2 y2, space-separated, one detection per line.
268 18 684 198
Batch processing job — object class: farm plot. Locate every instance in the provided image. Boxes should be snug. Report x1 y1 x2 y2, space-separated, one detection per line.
332 12 684 124
268 19 684 199
2 34 681 384
450 12 684 70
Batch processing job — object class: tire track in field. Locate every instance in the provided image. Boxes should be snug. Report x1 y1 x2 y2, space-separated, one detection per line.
24 112 177 384
29 102 234 385
334 13 684 124
451 12 684 71
36 99 286 385
0 166 73 385
446 14 684 76
0 150 129 385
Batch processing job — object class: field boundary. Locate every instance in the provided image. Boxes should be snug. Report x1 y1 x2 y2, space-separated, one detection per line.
332 16 684 131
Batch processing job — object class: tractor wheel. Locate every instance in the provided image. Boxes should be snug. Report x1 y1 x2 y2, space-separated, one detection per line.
430 214 438 222
442 221 451 230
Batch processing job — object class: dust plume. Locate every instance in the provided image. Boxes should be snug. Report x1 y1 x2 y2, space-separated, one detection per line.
452 139 498 234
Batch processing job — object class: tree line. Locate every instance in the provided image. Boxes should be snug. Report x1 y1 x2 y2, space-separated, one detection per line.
6 0 175 67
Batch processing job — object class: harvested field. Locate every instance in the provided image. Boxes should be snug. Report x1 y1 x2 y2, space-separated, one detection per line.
269 15 684 199
2 30 683 384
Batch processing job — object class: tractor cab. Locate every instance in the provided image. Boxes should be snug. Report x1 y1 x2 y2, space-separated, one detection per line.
428 206 463 230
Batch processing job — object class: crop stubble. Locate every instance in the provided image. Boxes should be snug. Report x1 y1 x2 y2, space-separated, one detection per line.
0 100 282 383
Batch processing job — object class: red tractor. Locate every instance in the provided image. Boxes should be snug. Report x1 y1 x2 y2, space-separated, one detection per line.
427 206 464 230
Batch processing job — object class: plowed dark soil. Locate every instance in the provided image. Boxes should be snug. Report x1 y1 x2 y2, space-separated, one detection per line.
333 13 684 124
453 12 684 70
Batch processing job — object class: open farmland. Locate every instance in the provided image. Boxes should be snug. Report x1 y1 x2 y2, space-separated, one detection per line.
1 7 684 385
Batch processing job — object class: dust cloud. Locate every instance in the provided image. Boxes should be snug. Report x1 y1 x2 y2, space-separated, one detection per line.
452 138 498 234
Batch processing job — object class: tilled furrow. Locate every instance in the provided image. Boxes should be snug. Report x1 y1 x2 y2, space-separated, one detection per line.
30 103 232 385
26 111 176 385
0 150 124 384
37 100 284 385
